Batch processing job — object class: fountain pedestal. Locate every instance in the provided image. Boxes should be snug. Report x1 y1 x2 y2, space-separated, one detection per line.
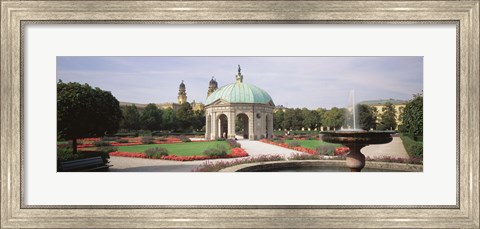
321 131 393 172
344 144 367 172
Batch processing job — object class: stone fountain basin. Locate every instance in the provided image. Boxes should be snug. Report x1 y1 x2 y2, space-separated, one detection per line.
321 131 393 145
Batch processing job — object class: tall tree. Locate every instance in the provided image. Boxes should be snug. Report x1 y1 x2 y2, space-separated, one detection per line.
140 104 162 131
322 107 345 130
162 107 177 131
378 102 397 130
401 93 423 137
191 109 206 131
302 108 320 130
357 104 376 130
57 81 122 153
273 109 285 130
120 105 141 130
176 102 194 131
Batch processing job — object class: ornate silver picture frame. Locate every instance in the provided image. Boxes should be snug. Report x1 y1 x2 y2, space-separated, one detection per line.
1 1 478 228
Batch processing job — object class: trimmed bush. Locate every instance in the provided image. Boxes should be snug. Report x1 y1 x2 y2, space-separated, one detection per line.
203 144 229 157
216 138 226 141
115 139 129 143
102 136 119 142
226 139 241 148
315 145 337 156
141 136 154 144
179 135 191 142
144 147 169 158
114 132 138 137
93 141 111 147
400 134 423 157
96 146 118 154
287 141 301 147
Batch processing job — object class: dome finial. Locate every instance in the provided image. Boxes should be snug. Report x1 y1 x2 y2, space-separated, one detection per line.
236 65 243 83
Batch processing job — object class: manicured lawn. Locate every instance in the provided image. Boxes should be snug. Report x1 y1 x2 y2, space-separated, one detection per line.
285 140 340 149
116 141 230 156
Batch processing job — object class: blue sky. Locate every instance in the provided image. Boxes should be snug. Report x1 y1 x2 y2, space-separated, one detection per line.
56 56 423 109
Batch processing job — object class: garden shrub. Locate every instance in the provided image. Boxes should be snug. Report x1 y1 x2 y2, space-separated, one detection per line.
93 141 111 147
115 139 129 143
156 137 166 142
226 139 241 148
315 145 337 156
144 147 169 158
179 135 191 142
400 134 423 157
285 136 294 140
287 141 301 147
203 144 229 157
102 136 119 142
216 138 226 141
114 132 138 137
141 136 154 144
96 146 118 154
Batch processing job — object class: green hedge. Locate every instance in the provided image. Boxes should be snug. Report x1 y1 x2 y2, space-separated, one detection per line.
400 134 423 157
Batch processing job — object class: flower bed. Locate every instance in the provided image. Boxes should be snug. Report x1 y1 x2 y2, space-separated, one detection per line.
192 154 285 172
259 139 317 155
109 147 249 161
261 139 349 156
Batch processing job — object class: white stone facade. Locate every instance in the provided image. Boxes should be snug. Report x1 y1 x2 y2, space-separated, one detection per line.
205 102 274 140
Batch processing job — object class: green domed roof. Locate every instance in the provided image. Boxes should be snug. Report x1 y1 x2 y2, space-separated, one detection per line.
205 82 274 106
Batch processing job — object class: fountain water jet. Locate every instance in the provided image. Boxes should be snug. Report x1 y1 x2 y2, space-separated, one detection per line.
322 90 393 172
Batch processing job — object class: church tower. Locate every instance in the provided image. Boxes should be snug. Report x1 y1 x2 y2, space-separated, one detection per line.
178 80 187 104
207 76 218 97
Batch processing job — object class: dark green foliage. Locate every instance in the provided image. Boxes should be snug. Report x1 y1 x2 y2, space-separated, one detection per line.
273 109 284 130
282 108 304 130
102 136 119 142
400 134 423 157
115 139 129 143
315 145 336 156
93 141 111 147
357 104 377 130
114 132 138 137
120 105 141 130
179 135 191 142
401 93 423 137
301 108 321 130
378 102 397 130
144 147 169 158
161 108 177 131
96 146 118 154
203 144 229 157
141 136 154 144
140 104 162 131
216 138 226 141
191 109 206 131
322 107 346 130
176 102 194 131
57 81 122 153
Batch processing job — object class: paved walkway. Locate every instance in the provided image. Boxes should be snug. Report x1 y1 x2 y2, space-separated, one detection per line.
361 137 409 159
109 137 409 172
237 139 306 159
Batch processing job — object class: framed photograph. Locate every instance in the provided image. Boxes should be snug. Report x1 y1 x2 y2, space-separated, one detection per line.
1 0 478 228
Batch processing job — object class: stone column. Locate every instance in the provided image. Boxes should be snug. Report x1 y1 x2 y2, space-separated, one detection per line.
248 112 255 140
268 113 274 139
228 111 236 139
205 112 210 140
211 112 217 139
